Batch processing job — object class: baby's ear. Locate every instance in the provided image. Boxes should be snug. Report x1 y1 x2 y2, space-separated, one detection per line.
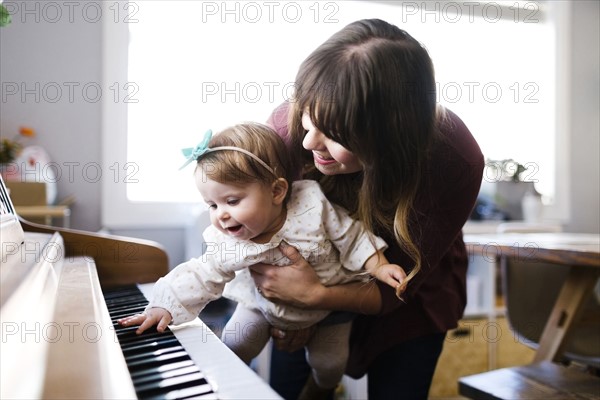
271 178 289 205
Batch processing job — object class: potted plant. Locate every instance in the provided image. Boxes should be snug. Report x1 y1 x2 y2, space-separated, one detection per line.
0 0 11 27
485 159 540 220
0 127 36 180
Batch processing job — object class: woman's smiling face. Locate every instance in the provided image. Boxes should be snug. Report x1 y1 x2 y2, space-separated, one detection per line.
301 111 363 175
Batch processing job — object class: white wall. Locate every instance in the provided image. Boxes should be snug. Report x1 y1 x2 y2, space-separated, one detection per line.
1 3 103 230
1 1 598 266
566 1 600 234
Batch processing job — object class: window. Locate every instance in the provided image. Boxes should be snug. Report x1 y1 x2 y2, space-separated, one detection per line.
102 0 567 227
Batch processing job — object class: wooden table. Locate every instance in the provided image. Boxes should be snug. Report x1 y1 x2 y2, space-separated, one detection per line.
463 232 600 363
459 361 600 399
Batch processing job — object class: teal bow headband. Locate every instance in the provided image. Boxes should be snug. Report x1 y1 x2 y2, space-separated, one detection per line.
180 129 276 176
180 129 214 170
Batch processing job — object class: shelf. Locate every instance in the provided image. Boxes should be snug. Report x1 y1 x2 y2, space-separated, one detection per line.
15 205 71 228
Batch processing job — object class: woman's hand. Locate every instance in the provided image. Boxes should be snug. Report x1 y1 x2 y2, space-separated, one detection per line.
252 242 383 314
118 307 172 334
270 325 317 352
250 243 326 308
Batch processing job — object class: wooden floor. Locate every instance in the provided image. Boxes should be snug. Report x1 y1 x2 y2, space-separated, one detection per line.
428 316 535 399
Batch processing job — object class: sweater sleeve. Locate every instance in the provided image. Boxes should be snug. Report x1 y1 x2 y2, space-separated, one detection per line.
146 231 236 325
266 101 291 144
377 109 484 315
267 101 305 180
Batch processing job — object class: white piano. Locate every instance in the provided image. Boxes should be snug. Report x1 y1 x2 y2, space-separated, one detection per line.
0 176 281 400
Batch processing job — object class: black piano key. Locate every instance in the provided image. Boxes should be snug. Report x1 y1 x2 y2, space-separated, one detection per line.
106 298 148 309
124 345 185 363
110 305 149 318
110 304 148 317
135 372 211 397
119 335 172 348
157 385 217 400
122 337 180 355
118 331 171 346
103 287 141 300
129 360 195 381
126 350 190 371
134 369 206 393
106 295 147 306
121 336 179 352
103 285 217 399
132 364 200 386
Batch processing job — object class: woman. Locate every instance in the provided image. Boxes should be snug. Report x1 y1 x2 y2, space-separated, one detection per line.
251 19 484 399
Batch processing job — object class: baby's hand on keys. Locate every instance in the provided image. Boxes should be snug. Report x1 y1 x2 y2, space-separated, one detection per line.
118 307 173 334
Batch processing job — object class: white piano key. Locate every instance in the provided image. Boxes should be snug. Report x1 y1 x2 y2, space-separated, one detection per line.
138 283 282 400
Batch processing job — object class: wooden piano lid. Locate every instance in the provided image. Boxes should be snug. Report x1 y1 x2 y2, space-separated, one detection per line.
0 175 154 399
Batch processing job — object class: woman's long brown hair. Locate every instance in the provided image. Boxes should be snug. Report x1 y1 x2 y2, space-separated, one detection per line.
289 19 441 294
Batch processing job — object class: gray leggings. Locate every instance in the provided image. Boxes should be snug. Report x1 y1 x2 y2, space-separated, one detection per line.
221 304 351 389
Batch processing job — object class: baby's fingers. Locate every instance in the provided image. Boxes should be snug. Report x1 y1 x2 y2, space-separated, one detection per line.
391 267 407 282
156 315 171 333
376 267 404 289
385 275 404 291
136 310 173 334
136 317 158 334
379 266 407 299
118 313 146 327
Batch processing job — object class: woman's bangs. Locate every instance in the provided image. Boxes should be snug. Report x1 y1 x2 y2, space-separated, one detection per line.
303 83 357 151
294 50 364 152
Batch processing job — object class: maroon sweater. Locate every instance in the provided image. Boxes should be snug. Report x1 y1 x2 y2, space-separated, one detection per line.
267 103 484 378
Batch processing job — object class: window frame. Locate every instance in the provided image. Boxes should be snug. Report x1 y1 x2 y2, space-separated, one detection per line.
101 0 570 228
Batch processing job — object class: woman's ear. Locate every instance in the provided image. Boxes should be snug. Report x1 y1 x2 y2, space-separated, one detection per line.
271 178 289 205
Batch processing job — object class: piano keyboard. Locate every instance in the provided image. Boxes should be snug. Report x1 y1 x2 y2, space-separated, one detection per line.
104 284 282 400
0 175 280 399
104 285 217 399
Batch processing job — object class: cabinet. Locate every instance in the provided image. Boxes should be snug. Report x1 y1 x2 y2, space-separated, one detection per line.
5 181 74 227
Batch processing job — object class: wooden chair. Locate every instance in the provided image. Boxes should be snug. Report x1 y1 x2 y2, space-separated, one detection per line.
459 222 600 399
497 222 600 369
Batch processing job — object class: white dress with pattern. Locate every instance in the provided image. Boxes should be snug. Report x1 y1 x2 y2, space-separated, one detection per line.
147 180 387 329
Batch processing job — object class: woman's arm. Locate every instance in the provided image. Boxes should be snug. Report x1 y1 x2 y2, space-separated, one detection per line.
250 242 382 315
